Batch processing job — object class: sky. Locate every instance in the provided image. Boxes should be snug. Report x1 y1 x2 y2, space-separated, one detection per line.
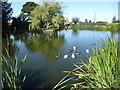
8 0 119 23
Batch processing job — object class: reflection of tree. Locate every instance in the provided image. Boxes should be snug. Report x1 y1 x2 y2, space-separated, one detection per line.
23 32 65 62
72 30 78 35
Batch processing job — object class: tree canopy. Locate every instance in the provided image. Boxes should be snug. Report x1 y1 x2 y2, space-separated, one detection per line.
30 2 65 30
72 17 79 24
2 2 13 30
20 2 38 21
52 14 64 29
85 19 88 23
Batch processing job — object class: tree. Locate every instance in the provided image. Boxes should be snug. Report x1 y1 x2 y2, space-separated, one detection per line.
10 16 29 30
115 19 120 23
30 2 64 30
89 20 92 23
52 14 64 29
72 17 79 24
85 19 88 23
112 15 116 23
20 2 38 21
2 2 13 30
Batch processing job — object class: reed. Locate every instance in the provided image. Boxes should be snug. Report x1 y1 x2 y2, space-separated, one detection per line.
53 37 120 89
2 38 27 89
2 55 27 89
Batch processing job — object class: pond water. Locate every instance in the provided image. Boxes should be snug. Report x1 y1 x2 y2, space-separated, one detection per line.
2 29 119 88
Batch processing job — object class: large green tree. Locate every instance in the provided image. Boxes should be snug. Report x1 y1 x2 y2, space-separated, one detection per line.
52 14 64 29
2 2 13 30
20 2 38 21
30 2 64 30
72 17 79 24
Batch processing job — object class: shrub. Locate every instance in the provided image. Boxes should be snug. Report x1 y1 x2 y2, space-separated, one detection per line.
106 23 120 26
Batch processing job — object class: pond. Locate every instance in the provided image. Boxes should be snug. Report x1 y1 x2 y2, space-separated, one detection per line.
2 29 119 88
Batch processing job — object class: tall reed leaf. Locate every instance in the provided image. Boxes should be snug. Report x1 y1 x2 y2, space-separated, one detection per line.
2 38 27 90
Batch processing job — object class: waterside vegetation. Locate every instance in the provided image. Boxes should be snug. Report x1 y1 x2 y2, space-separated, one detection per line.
53 37 120 89
2 38 27 89
70 23 120 31
2 55 27 89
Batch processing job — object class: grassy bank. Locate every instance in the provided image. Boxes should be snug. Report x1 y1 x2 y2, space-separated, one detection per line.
53 37 120 89
70 23 120 31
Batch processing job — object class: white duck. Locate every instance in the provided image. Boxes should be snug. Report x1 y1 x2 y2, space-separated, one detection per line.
64 54 68 59
73 46 77 51
71 53 75 59
86 49 89 53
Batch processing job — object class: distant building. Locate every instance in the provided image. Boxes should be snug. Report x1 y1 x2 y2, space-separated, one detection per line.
96 21 107 23
64 20 72 25
77 21 84 24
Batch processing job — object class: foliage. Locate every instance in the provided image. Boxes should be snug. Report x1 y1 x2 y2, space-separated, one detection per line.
72 17 79 24
10 16 29 30
53 37 120 89
2 2 13 30
20 2 38 21
52 14 65 29
70 24 119 31
2 39 27 89
115 20 120 23
89 20 92 23
29 5 45 30
112 15 116 23
30 2 64 30
85 19 88 23
2 55 27 89
106 23 120 26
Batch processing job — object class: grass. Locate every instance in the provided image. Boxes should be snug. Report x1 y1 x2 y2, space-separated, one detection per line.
70 23 120 31
53 37 120 89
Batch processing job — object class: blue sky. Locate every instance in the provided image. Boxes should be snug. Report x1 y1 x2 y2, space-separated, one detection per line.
62 2 118 22
9 1 118 23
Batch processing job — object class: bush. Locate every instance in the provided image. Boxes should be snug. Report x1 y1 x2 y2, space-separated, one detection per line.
106 23 120 26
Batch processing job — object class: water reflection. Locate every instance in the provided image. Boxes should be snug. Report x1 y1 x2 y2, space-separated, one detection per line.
72 30 79 35
22 32 65 62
